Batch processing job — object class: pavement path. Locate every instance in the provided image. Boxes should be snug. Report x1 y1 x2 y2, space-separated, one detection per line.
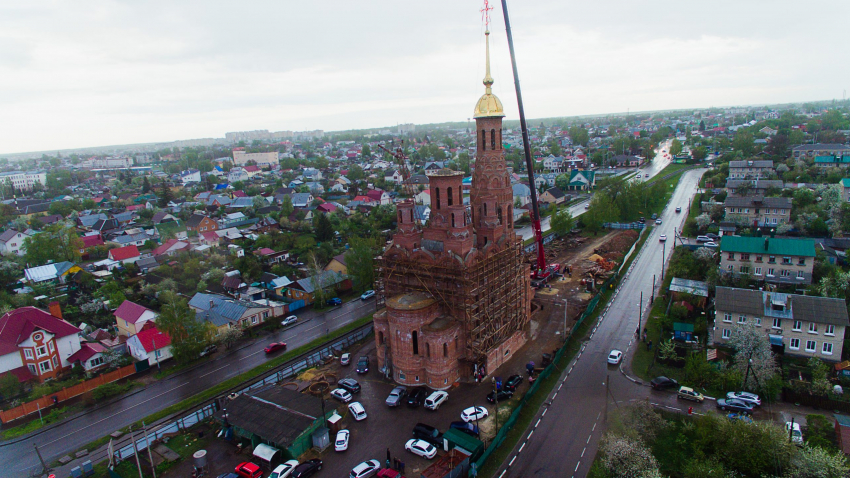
0 297 376 478
495 168 705 478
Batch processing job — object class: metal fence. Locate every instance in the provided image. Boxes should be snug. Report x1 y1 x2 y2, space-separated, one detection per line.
522 231 560 254
603 222 646 230
114 324 374 464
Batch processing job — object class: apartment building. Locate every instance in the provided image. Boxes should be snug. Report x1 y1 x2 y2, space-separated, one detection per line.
713 287 849 361
792 144 850 159
723 196 792 227
0 171 46 191
232 150 278 167
719 236 816 284
728 160 774 179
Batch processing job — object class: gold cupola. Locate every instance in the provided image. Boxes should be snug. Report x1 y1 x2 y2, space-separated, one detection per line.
473 29 505 118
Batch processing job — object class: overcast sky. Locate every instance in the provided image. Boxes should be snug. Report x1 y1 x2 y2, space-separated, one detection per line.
1 1 848 154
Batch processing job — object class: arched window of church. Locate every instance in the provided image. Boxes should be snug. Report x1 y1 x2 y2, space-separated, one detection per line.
426 342 430 358
412 331 419 355
498 129 502 148
491 129 496 149
398 211 402 223
484 203 487 216
435 187 441 209
443 343 448 357
379 331 384 345
451 213 455 228
497 207 503 225
410 209 413 222
481 130 486 150
447 187 453 206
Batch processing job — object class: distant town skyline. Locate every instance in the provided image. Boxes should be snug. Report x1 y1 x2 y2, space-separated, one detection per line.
1 1 847 155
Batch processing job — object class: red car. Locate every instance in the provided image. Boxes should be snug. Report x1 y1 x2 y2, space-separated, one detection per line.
235 462 262 478
264 342 287 354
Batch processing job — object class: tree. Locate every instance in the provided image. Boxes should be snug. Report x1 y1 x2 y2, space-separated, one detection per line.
307 253 329 307
550 206 575 236
581 192 621 235
158 180 173 208
732 130 754 156
0 373 21 400
699 120 706 131
314 213 335 243
692 146 707 161
142 176 151 194
217 326 244 350
669 139 683 156
600 433 663 478
280 195 294 219
728 322 779 391
345 237 377 292
788 445 850 478
360 144 371 158
347 165 365 181
156 292 213 364
22 225 83 265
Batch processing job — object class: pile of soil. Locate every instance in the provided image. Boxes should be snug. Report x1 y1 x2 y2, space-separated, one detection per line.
594 230 639 255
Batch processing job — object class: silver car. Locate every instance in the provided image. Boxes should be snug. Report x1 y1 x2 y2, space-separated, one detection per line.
726 391 761 406
385 386 408 407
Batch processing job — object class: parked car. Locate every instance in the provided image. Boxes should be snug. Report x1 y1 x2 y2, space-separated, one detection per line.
356 356 370 374
386 386 408 407
217 474 239 478
703 241 718 248
424 391 449 410
405 439 438 459
327 297 342 306
706 233 720 240
450 421 480 437
677 386 704 403
331 388 353 403
716 398 753 414
349 460 381 478
348 401 368 421
235 462 262 478
264 342 286 354
486 390 513 403
696 235 712 243
335 429 350 452
504 374 523 392
460 406 488 423
786 422 803 445
338 378 361 394
269 460 300 478
675 207 681 213
199 344 217 358
412 423 442 447
407 387 428 408
650 376 679 391
360 290 376 300
655 218 662 225
659 234 667 242
607 350 623 365
281 315 298 327
340 353 351 365
291 459 322 478
727 413 753 424
726 391 761 407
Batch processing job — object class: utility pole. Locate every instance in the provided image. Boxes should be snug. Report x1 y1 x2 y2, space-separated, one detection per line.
563 298 568 337
492 377 499 433
129 426 144 478
788 416 795 443
33 443 48 475
638 291 643 339
661 241 667 281
142 421 157 478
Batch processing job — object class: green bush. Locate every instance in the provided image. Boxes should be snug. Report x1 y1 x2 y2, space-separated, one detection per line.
805 414 838 453
91 381 135 401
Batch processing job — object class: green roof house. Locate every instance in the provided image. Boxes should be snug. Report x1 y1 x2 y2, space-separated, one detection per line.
719 236 815 285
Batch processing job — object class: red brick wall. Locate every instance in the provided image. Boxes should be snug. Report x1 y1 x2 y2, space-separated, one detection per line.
485 330 528 373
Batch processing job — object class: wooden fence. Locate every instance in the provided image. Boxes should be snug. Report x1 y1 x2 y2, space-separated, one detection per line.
782 388 850 414
0 364 136 424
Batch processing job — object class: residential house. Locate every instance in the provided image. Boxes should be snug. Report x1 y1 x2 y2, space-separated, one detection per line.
151 238 191 257
126 324 172 367
179 169 201 185
110 232 149 248
66 342 109 372
286 270 350 305
186 214 218 233
814 156 850 168
728 160 774 179
199 231 220 247
723 196 792 227
366 189 391 205
565 170 596 191
725 179 784 197
512 183 531 207
539 187 567 205
79 234 105 258
324 253 348 275
719 236 816 285
151 211 177 224
228 167 250 183
611 155 642 167
189 293 274 333
0 305 82 382
384 169 404 184
114 300 157 337
290 193 314 208
136 256 160 273
108 245 142 265
0 229 27 256
792 144 850 159
713 287 849 360
415 189 431 205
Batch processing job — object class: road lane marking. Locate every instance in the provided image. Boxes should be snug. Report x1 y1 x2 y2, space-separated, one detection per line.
509 456 516 466
498 470 507 478
519 442 525 453
542 409 547 416
575 462 581 472
199 364 229 378
592 422 597 431
581 447 586 458
552 392 558 399
535 419 541 428
587 435 591 444
528 430 534 439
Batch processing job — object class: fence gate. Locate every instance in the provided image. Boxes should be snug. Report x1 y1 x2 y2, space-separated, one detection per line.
134 359 150 373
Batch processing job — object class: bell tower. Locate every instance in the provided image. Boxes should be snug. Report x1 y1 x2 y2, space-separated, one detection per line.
470 25 514 249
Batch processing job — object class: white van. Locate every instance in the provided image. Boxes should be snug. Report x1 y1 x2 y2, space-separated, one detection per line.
424 391 449 410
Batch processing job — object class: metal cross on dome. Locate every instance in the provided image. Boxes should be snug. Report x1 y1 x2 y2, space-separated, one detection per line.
481 0 493 29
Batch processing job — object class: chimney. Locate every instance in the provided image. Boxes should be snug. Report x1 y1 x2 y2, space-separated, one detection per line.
49 301 62 319
764 237 769 251
209 300 215 309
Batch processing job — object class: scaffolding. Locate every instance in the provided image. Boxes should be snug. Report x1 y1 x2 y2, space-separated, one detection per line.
376 236 530 367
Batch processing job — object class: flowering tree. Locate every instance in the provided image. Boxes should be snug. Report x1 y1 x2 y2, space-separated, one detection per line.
600 433 663 478
728 322 779 390
787 444 850 478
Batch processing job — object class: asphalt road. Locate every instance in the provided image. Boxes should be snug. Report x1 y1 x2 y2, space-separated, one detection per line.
497 168 705 478
0 298 376 478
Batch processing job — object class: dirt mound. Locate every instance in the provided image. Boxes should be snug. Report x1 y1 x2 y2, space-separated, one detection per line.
595 230 639 255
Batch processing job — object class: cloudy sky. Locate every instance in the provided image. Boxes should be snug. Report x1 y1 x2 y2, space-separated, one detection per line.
1 1 847 154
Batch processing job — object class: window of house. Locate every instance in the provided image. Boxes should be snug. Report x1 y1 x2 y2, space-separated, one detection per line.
727 265 733 271
806 340 816 352
262 311 269 319
399 371 405 380
48 341 54 353
727 253 735 261
809 323 818 334
768 256 776 263
826 325 835 336
36 346 47 358
797 271 805 280
741 254 750 261
798 259 806 266
790 338 800 350
90 356 104 367
781 269 790 278
24 348 33 359
251 316 258 324
27 364 36 375
155 350 162 358
39 360 51 373
723 313 732 323
722 329 731 339
793 320 802 331
755 267 762 276
823 343 834 355
783 257 791 265
767 268 775 277
740 266 749 274
773 318 782 329
755 256 763 262
737 315 746 324
755 317 762 326
52 356 59 368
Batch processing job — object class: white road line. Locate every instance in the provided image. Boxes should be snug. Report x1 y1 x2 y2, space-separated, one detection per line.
575 462 581 472
558 383 563 391
552 392 558 399
587 435 591 444
592 422 597 431
509 456 516 467
199 364 229 378
535 419 541 428
581 447 586 458
498 470 507 478
528 430 534 439
542 409 547 416
519 442 526 453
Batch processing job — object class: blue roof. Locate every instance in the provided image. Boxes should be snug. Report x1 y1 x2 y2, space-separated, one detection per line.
213 183 229 190
189 293 267 324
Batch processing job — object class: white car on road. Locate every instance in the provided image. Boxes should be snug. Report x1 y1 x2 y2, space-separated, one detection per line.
335 429 350 451
268 460 299 478
460 406 489 423
348 401 368 421
331 388 352 403
659 234 667 242
405 438 438 459
608 350 623 365
349 460 381 478
281 315 298 327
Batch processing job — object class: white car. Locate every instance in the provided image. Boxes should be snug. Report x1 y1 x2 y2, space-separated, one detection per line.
608 350 623 365
785 422 803 445
636 174 642 178
703 241 718 248
334 429 350 452
655 218 662 225
349 459 381 478
331 388 352 403
340 353 351 365
659 234 667 242
268 460 299 478
281 315 298 327
360 290 376 300
348 401 368 421
460 406 489 423
405 438 438 459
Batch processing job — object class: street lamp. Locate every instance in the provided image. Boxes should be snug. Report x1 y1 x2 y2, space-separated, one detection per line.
661 241 667 281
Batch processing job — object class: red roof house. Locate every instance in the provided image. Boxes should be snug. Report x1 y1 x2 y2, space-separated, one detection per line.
67 342 108 371
113 300 158 337
0 307 82 382
126 324 172 366
108 245 141 264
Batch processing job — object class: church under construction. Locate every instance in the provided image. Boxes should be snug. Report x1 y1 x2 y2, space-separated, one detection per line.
373 27 533 390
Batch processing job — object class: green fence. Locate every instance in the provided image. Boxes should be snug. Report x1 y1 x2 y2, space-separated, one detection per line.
472 271 619 472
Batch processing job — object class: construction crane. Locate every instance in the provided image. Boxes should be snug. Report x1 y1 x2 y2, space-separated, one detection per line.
501 0 559 281
376 141 416 197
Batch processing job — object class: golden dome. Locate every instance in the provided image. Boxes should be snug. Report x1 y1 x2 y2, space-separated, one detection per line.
473 30 505 119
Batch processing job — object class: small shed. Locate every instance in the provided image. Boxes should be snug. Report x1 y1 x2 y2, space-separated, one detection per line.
669 278 709 307
834 414 850 455
252 443 281 467
421 448 471 478
441 428 483 461
673 323 695 343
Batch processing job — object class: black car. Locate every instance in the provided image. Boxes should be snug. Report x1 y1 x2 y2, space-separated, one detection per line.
503 374 523 392
486 390 514 404
407 387 428 407
450 421 480 437
291 459 323 478
650 376 679 391
356 356 369 374
716 398 754 414
338 378 361 394
413 422 442 447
